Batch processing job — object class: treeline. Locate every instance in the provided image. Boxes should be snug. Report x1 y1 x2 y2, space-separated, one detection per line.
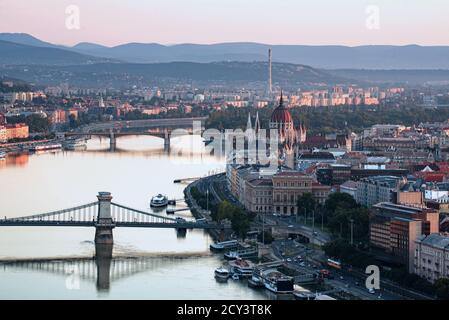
7 114 51 133
206 106 449 134
190 186 252 239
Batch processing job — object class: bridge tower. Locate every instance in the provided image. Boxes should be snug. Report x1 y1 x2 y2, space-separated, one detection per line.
95 192 115 245
164 129 171 152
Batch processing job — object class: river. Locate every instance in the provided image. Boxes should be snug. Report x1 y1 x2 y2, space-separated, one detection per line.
0 135 271 299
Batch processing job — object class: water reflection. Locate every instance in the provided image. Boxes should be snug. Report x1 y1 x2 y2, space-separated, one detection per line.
0 152 29 168
95 243 113 291
0 135 251 299
0 247 204 293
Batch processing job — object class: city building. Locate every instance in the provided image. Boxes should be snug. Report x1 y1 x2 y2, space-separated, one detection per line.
229 164 331 216
340 180 358 199
356 176 404 207
244 178 273 214
369 202 439 272
271 171 330 215
297 152 336 172
0 125 7 143
5 123 29 140
414 234 449 283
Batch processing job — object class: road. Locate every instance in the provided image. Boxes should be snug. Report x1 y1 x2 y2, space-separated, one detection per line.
271 239 406 300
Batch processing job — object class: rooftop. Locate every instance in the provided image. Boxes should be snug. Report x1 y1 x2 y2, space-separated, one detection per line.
417 234 449 249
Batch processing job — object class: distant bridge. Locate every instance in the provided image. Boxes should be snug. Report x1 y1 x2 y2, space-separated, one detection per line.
65 117 207 151
0 192 227 246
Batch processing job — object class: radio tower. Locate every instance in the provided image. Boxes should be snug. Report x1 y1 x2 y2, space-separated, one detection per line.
268 48 273 97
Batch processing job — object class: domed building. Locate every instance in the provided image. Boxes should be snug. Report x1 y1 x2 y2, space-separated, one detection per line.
269 92 296 148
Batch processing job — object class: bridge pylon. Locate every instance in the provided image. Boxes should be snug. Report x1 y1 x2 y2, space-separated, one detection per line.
95 192 115 245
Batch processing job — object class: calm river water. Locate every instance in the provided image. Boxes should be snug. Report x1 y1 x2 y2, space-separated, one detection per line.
0 135 270 299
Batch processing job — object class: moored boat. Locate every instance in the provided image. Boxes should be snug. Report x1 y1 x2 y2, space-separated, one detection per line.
261 269 294 294
294 291 316 300
229 258 255 278
150 194 169 207
29 143 62 152
214 267 230 281
63 138 87 150
209 240 239 252
248 274 264 288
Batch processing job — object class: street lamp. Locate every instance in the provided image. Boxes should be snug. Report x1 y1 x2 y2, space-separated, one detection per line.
206 189 209 213
350 219 354 246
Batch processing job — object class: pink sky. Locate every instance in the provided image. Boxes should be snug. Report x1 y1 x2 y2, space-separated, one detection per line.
0 0 448 47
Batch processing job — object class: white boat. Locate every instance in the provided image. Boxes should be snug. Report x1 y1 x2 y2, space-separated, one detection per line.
150 194 169 207
224 251 239 260
261 269 294 294
30 143 62 152
214 267 230 281
248 274 264 288
0 151 6 160
229 258 255 278
294 291 316 300
63 139 87 150
210 240 239 252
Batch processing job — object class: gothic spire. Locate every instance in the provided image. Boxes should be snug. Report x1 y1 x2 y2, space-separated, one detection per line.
279 90 284 108
246 112 252 131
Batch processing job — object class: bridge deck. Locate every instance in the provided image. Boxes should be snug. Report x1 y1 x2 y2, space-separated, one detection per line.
0 220 226 229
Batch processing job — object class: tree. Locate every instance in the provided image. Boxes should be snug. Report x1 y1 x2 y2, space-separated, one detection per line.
231 208 251 240
214 201 251 240
434 278 449 299
297 193 316 214
257 231 274 244
24 114 50 133
325 192 357 213
327 206 369 242
216 201 235 222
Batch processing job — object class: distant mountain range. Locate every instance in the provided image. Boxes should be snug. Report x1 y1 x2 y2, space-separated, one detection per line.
0 39 115 66
2 33 449 69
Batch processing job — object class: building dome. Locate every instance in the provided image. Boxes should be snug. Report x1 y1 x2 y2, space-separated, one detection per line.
271 106 293 124
270 92 293 128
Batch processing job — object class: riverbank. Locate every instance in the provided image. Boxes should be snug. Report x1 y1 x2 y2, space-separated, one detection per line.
184 176 222 242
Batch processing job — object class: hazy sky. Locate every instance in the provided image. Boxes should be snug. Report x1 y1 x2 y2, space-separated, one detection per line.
0 0 448 47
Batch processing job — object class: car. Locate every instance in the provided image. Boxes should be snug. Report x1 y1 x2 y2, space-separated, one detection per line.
340 276 344 280
286 258 292 262
288 225 294 228
175 217 186 223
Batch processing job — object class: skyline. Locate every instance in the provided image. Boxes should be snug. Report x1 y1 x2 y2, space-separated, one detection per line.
0 0 448 47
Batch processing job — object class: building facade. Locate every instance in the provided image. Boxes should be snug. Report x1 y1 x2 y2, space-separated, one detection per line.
0 125 7 143
369 202 439 272
6 123 29 140
356 176 403 207
414 234 449 283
